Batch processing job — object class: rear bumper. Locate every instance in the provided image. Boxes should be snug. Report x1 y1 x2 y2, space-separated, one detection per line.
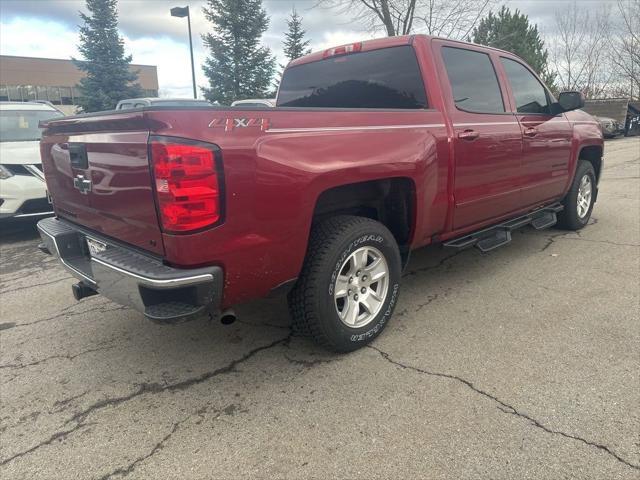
37 217 223 323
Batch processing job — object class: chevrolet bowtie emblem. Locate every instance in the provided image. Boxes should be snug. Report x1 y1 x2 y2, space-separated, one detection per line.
73 174 92 195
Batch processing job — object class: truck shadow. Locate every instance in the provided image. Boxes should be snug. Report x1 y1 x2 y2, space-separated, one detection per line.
0 217 43 244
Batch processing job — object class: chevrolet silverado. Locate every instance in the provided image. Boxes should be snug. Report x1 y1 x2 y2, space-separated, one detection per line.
37 35 604 352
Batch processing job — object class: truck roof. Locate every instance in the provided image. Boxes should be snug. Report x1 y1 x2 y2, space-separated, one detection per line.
287 34 519 69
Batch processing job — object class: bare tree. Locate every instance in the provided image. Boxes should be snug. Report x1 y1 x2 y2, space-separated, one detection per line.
609 0 640 99
550 2 614 98
317 0 497 39
417 0 496 39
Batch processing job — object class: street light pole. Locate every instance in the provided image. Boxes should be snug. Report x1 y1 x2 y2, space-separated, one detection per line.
171 6 197 99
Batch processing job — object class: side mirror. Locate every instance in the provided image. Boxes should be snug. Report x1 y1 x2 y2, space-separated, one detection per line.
558 91 585 112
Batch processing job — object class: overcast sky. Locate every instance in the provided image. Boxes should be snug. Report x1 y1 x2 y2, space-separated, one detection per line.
0 0 616 97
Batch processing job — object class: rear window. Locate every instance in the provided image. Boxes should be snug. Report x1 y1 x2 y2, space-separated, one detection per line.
277 46 428 109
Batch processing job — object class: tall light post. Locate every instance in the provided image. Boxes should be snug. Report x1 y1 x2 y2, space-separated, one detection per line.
170 6 197 99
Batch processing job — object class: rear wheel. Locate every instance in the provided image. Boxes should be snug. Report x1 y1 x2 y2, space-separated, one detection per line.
557 161 596 230
288 216 402 352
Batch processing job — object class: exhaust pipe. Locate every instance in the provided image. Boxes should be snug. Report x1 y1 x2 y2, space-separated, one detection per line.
72 282 98 301
220 308 237 325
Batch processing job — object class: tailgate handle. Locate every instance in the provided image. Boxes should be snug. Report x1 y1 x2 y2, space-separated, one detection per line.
69 143 88 169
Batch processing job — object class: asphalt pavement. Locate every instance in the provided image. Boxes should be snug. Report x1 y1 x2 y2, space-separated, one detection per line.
1 137 639 479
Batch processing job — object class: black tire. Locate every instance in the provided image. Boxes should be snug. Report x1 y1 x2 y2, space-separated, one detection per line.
288 215 402 352
557 160 597 230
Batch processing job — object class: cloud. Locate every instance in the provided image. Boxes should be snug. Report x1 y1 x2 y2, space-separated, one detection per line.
0 17 80 59
0 0 618 97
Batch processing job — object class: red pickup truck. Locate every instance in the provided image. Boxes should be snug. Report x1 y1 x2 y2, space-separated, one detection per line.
38 35 603 352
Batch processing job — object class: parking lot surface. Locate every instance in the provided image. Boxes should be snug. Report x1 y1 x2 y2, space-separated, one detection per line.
1 137 639 479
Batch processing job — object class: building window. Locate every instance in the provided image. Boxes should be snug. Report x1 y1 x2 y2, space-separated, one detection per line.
0 84 86 105
71 86 82 104
35 85 47 101
23 85 36 102
59 87 73 105
48 86 61 105
7 85 23 102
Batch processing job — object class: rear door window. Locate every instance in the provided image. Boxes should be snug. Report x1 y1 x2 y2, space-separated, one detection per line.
441 47 505 114
277 46 428 109
500 57 551 114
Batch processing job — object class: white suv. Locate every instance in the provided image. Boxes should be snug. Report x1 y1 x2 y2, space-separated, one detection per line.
0 102 64 220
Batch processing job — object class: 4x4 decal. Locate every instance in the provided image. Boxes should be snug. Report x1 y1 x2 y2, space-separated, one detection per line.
208 117 270 132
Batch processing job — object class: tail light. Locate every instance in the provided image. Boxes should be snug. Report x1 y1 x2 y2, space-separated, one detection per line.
150 136 223 233
323 42 362 58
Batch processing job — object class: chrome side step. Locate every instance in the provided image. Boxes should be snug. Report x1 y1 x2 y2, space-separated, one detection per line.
444 203 563 253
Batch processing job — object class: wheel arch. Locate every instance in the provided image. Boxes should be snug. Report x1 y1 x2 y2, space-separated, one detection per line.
311 177 417 266
578 145 603 181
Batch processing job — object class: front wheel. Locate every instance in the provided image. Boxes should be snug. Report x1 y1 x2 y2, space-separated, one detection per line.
557 161 597 230
288 216 402 352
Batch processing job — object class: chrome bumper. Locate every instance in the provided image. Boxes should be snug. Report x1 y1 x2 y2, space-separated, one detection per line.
37 217 223 322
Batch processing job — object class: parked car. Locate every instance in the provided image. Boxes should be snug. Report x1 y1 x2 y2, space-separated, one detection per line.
115 97 212 110
595 115 624 138
0 101 64 220
37 35 603 352
230 98 275 108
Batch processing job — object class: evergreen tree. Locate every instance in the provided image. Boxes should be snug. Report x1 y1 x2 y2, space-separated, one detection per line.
283 8 312 62
275 8 312 91
73 0 142 112
202 0 276 105
473 7 556 88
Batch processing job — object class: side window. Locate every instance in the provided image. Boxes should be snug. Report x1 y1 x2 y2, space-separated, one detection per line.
441 47 505 114
500 57 550 114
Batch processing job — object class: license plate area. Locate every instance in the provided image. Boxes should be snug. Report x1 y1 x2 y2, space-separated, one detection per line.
85 236 108 257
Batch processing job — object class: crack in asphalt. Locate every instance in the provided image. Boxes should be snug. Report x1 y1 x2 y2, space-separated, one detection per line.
540 227 639 252
0 422 96 467
51 390 91 412
0 342 120 370
96 417 189 480
236 318 290 330
96 402 245 479
554 237 640 248
283 353 337 367
0 276 73 295
403 250 466 277
414 293 439 312
7 303 128 331
367 345 640 472
0 334 291 467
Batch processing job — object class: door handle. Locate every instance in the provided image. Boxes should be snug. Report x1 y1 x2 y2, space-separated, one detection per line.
523 127 538 137
458 129 479 141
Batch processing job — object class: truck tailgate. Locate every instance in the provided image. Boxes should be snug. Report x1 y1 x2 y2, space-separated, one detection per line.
40 112 164 255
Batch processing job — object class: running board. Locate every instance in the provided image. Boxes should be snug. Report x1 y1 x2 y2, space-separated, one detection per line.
444 203 563 253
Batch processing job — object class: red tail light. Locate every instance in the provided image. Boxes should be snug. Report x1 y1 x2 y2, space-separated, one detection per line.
150 137 223 233
323 42 362 58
